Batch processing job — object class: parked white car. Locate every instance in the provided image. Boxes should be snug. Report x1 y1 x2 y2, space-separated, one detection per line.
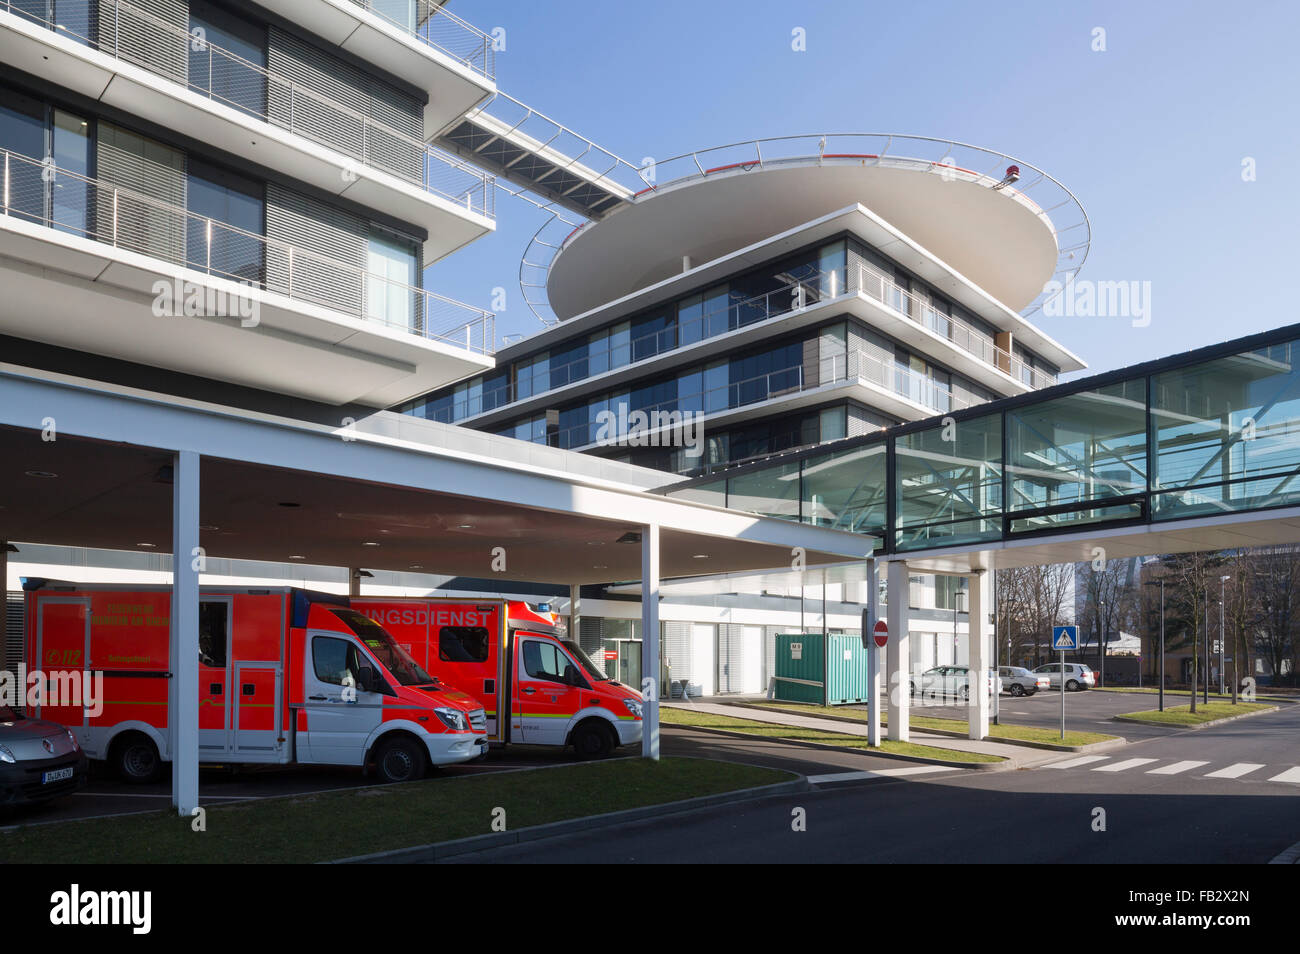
998 666 1050 696
1033 662 1096 691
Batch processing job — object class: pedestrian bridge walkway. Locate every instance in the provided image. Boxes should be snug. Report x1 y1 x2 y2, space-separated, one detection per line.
659 322 1300 574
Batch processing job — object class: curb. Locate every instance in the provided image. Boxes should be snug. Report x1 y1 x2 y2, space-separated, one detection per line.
329 774 810 863
729 702 1126 754
1112 705 1279 730
664 721 1009 770
1268 840 1300 865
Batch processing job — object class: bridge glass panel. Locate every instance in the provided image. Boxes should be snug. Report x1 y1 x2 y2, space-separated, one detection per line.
1152 338 1300 519
728 461 802 521
801 442 887 539
1006 379 1147 533
895 411 1002 550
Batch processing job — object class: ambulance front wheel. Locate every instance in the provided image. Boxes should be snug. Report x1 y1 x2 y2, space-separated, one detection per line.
374 736 427 784
571 720 615 760
113 733 163 784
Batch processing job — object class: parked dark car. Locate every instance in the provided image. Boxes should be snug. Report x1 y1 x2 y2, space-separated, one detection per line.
0 705 88 806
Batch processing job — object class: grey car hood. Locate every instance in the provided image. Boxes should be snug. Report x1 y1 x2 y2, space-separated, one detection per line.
0 716 79 760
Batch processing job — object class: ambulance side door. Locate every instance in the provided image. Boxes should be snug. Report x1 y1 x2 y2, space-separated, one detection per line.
514 636 584 746
299 632 384 766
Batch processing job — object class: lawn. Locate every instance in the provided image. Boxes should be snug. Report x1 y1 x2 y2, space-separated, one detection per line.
1114 701 1273 726
661 706 1003 764
0 757 791 864
751 702 1117 747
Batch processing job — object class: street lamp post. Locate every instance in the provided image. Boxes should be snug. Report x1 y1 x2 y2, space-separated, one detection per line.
1144 578 1165 712
1219 574 1229 697
1202 586 1210 705
1099 599 1106 689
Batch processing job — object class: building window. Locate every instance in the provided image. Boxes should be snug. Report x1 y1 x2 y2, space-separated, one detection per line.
187 160 265 284
188 1 268 119
365 228 419 331
0 91 92 234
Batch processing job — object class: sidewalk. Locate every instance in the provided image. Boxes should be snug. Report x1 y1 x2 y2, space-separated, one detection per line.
664 700 1064 767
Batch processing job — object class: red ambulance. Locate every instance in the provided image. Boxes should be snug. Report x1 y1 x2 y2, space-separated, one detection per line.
351 597 644 758
22 581 488 783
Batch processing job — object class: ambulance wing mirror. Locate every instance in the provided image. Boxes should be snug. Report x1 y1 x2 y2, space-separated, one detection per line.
563 664 581 686
357 665 381 693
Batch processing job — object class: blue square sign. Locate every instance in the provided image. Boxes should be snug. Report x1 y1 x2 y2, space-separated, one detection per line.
1052 625 1079 650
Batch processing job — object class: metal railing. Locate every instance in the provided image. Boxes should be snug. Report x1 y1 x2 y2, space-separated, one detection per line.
1 148 493 353
846 262 1057 390
525 132 1090 322
464 348 968 448
349 0 494 80
1 0 494 217
444 266 1054 422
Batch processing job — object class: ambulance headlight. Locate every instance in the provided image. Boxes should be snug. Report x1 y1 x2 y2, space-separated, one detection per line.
434 706 469 731
0 744 14 764
622 699 643 719
66 729 81 751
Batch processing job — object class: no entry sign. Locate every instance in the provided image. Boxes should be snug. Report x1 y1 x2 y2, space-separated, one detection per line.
873 619 888 648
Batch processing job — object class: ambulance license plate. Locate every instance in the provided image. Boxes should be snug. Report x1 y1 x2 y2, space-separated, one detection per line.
43 767 74 784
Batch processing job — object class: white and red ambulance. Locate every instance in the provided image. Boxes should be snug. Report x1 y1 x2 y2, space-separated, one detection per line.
22 581 488 783
351 597 644 758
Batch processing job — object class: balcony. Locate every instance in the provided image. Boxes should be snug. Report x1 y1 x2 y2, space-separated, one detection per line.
435 266 1053 428
0 147 495 406
0 0 495 261
253 0 495 128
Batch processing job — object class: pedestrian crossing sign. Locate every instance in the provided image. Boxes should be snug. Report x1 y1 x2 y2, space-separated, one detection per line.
1052 626 1078 650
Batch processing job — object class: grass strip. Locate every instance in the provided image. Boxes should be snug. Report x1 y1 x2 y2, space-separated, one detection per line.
0 757 791 864
1114 701 1273 726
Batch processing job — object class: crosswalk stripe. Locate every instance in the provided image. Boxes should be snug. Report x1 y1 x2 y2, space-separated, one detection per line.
1094 758 1158 773
1046 755 1110 769
1267 767 1300 784
1147 760 1209 775
1204 763 1265 779
806 766 956 784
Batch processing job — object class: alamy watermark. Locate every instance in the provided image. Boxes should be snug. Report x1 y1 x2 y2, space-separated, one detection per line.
593 407 704 457
1 665 104 717
152 277 260 328
1041 278 1152 328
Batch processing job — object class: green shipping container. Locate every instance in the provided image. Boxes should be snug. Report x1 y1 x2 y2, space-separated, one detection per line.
774 633 873 705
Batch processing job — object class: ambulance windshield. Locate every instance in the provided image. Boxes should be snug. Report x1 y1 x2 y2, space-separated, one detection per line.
331 609 436 687
562 640 612 682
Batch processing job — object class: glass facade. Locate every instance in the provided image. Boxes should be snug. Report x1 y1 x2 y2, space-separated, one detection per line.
1151 341 1300 519
0 89 92 235
405 232 1058 426
662 330 1300 554
186 160 265 283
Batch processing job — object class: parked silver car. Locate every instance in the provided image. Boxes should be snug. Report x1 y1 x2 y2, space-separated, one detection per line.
0 705 88 806
998 666 1049 696
1033 662 1096 691
911 666 997 701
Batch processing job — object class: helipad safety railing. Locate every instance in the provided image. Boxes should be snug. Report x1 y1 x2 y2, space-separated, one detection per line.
522 133 1089 323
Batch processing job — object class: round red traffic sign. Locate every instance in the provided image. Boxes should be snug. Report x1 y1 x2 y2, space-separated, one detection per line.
873 619 888 648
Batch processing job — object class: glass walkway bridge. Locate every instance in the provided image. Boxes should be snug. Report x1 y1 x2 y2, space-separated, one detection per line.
658 322 1300 567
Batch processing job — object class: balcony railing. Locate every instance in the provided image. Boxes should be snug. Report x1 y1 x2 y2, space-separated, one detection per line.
846 262 1057 391
0 0 494 217
348 0 495 80
435 267 1054 423
1 148 494 353
481 349 969 450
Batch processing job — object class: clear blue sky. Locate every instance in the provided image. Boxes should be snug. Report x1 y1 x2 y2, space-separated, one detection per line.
430 0 1300 379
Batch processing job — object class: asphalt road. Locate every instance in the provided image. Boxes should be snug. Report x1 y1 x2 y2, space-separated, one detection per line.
438 709 1300 864
910 687 1263 741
